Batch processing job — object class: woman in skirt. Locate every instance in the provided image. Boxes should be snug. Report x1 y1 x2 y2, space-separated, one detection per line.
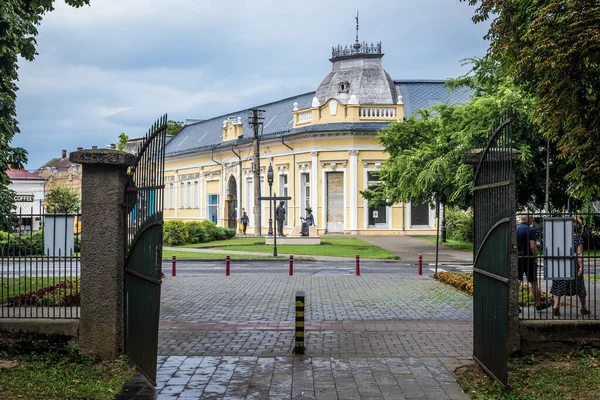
550 217 590 316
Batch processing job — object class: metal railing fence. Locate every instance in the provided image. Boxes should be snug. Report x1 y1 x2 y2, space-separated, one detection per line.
518 211 599 320
0 209 81 319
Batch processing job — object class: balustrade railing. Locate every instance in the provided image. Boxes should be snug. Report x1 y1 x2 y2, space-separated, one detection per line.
359 107 397 119
297 111 312 124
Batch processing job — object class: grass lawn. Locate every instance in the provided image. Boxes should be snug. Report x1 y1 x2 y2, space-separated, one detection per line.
1 277 78 304
0 333 133 400
175 238 398 259
420 236 474 252
163 250 283 259
457 348 600 399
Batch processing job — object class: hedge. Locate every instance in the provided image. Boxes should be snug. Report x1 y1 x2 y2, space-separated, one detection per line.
163 220 235 245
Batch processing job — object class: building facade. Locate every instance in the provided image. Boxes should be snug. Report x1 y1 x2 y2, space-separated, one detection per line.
34 149 82 199
164 40 469 235
7 169 46 231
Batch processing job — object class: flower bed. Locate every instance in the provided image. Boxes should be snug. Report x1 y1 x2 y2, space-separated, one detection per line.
433 271 549 306
7 280 80 307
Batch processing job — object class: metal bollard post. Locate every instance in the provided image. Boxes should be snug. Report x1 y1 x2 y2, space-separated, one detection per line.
294 290 305 355
225 255 230 276
289 254 294 276
418 254 423 275
356 254 360 276
172 255 176 277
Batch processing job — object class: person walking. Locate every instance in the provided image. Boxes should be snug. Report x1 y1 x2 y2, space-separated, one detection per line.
550 217 591 316
517 214 551 311
240 211 249 235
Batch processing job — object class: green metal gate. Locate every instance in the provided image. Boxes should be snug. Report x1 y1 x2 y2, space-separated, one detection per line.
124 115 167 385
472 117 514 387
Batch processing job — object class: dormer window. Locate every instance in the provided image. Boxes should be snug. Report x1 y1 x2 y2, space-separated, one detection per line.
338 81 350 94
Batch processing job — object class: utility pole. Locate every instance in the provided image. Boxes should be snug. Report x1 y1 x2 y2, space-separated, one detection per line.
248 109 265 236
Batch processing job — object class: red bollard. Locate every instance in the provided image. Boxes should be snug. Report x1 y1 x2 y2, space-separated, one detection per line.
172 255 176 277
289 254 294 276
225 255 230 276
418 254 423 276
355 254 360 276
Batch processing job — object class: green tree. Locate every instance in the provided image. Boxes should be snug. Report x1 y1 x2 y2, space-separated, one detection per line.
46 187 80 213
461 0 600 199
0 0 90 214
117 132 129 151
167 120 184 136
362 57 574 211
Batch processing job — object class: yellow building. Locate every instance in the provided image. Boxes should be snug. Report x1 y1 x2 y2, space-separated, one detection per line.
164 39 470 235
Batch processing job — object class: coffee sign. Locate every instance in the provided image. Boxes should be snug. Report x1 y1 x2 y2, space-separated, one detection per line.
14 194 34 202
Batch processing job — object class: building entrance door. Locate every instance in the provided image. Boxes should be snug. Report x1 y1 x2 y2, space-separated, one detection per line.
326 172 344 232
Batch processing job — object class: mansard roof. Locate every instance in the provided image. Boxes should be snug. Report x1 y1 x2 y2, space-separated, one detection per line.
165 80 472 158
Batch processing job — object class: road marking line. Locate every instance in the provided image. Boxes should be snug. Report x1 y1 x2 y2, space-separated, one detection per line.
430 267 446 272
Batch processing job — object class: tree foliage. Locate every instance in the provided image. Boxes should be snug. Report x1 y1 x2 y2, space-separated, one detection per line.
0 0 90 214
167 120 184 136
45 186 80 213
362 57 574 210
461 0 600 199
117 132 129 151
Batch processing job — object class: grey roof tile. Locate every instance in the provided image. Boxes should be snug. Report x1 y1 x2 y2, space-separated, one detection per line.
165 81 472 157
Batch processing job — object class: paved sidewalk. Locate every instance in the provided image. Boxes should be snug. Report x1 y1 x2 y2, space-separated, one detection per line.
358 236 472 264
120 275 473 399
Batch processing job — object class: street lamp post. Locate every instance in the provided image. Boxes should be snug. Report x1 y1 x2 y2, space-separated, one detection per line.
267 163 277 256
267 163 274 236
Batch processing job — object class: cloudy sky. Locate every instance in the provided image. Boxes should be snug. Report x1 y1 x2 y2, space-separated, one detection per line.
15 0 490 169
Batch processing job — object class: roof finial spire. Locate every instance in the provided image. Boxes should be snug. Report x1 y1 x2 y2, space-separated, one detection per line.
353 11 361 53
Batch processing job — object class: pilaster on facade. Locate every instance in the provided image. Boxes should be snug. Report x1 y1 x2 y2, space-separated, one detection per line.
349 150 359 233
311 152 318 227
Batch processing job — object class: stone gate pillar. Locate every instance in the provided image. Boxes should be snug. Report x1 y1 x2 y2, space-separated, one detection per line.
70 149 136 359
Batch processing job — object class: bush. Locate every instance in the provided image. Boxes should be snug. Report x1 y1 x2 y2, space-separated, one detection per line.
445 207 473 242
0 231 44 256
199 220 219 241
186 222 209 244
225 228 236 239
163 221 188 245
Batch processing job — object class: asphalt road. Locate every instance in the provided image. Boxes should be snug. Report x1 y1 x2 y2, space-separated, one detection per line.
161 259 473 277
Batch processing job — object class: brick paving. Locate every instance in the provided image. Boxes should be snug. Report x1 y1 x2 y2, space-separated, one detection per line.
119 274 474 399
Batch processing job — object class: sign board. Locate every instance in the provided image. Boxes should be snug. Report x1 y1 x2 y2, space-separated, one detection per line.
14 194 34 202
373 211 378 218
543 217 574 280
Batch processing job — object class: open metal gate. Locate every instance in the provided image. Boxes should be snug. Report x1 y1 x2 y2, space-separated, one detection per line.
124 115 167 385
472 116 514 387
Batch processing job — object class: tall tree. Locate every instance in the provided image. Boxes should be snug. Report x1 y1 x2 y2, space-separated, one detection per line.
0 0 90 214
362 57 574 211
461 0 600 199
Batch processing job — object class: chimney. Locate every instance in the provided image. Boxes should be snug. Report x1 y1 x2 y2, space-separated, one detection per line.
62 149 67 158
92 146 98 150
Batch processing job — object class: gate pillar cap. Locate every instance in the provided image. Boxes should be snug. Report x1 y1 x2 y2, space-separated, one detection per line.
70 149 136 167
463 148 520 165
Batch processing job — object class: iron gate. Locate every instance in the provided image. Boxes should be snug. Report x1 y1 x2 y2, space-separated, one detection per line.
124 115 167 385
472 116 515 387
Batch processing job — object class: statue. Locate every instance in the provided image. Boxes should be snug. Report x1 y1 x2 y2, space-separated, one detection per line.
300 207 314 236
275 201 286 237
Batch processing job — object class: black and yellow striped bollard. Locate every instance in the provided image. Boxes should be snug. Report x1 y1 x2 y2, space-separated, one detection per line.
294 290 305 355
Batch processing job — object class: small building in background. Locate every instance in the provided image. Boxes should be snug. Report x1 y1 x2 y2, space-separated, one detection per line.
7 169 46 232
34 149 82 200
